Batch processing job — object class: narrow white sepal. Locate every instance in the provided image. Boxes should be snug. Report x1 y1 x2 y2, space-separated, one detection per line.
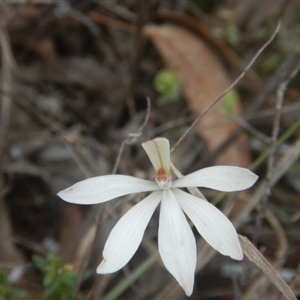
57 175 159 205
97 191 162 274
142 137 170 172
172 166 258 192
173 188 243 260
159 189 196 296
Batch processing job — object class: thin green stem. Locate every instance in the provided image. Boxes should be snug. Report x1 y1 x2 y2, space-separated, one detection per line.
102 252 160 300
250 118 300 171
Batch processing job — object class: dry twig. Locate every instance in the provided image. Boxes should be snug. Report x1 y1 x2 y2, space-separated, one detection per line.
112 97 151 174
254 60 300 245
171 21 281 153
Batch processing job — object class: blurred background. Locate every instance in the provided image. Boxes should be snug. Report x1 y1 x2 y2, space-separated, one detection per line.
0 1 300 299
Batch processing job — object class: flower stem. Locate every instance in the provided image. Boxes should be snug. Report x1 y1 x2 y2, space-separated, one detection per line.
102 252 160 300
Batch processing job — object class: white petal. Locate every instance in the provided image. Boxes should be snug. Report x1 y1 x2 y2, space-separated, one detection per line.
173 188 243 260
58 175 159 205
159 189 196 296
142 137 170 172
97 191 162 273
172 166 258 192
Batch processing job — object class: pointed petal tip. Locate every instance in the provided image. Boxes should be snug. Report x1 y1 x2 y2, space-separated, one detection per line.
96 259 110 274
227 236 243 261
248 169 259 184
182 284 193 297
57 186 90 205
221 243 244 261
96 258 120 274
183 289 193 297
172 274 194 297
230 250 243 261
57 188 72 203
253 174 259 184
96 261 104 274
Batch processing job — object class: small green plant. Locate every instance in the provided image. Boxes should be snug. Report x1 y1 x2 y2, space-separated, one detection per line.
33 253 83 300
221 89 239 118
153 68 181 105
0 271 28 300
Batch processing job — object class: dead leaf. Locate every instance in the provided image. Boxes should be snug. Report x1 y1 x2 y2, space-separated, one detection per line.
144 24 250 167
153 12 262 92
239 235 297 300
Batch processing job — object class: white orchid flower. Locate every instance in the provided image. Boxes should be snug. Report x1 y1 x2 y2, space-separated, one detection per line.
58 137 258 296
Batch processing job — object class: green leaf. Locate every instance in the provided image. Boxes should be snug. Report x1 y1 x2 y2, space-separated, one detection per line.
44 271 55 287
0 271 7 286
6 289 28 300
33 253 84 300
44 280 59 299
62 272 77 288
221 89 239 117
153 68 181 105
32 255 47 272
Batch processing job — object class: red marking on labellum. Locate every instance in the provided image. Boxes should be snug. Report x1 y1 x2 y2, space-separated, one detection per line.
156 168 168 182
